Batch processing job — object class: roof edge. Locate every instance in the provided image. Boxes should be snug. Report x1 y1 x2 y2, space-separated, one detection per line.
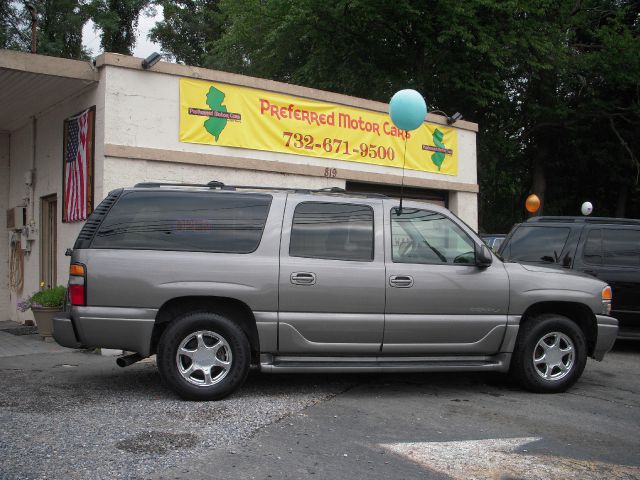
95 52 479 133
0 49 98 82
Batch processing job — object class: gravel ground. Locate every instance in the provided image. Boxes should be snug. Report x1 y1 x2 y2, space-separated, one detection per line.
0 351 352 480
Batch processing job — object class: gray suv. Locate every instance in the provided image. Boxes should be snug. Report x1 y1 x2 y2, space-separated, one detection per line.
52 183 618 400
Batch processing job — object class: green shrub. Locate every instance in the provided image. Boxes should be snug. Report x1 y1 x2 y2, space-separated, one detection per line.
18 286 66 311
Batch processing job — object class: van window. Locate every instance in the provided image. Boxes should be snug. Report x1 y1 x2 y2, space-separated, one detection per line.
603 229 640 266
289 202 374 261
92 191 271 253
503 226 570 263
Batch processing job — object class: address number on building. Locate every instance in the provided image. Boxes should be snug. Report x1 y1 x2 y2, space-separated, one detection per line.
324 168 337 178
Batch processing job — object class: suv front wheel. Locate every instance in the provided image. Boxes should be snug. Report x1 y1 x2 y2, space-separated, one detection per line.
511 314 587 393
157 312 250 400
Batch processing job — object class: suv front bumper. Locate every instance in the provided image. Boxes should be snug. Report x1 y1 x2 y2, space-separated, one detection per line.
593 314 618 361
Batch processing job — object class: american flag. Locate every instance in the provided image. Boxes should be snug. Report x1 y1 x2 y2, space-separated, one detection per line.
64 109 92 222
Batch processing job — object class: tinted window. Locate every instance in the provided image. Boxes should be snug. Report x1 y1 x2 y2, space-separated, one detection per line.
289 202 374 261
603 229 640 266
583 229 602 265
503 226 570 263
391 208 475 264
92 191 271 253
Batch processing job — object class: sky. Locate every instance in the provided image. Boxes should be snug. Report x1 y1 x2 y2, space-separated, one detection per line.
82 6 164 59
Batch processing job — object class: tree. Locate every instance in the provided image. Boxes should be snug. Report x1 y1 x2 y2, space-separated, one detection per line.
37 0 90 58
0 1 29 50
89 0 149 54
0 0 89 58
149 0 224 65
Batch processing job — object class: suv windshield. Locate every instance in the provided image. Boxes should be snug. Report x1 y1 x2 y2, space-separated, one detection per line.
502 226 570 264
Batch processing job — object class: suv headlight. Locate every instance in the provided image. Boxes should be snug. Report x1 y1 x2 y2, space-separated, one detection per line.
601 286 612 315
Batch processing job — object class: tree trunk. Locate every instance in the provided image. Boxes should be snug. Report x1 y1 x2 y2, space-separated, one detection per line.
528 148 547 217
615 184 628 218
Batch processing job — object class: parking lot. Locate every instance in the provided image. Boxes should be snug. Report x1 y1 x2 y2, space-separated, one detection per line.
0 330 639 480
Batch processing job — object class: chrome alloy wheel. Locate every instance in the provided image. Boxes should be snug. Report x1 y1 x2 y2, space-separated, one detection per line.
533 332 575 381
176 330 232 387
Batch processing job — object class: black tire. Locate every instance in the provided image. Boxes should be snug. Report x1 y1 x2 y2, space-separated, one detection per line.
510 314 587 393
157 312 250 400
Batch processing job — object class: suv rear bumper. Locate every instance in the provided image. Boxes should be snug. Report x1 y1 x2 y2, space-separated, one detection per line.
593 314 618 361
52 315 83 349
51 307 157 356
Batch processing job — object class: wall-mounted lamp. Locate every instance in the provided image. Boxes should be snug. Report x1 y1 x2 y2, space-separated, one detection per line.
142 52 162 70
429 108 464 125
447 112 463 125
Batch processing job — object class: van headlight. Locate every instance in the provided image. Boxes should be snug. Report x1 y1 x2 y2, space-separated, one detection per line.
601 286 612 315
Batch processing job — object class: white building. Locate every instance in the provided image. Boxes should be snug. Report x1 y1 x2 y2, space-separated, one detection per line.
0 49 479 323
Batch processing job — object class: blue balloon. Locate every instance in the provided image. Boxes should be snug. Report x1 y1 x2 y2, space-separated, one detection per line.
389 89 427 131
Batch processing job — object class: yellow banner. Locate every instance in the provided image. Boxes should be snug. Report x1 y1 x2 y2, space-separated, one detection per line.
179 78 458 176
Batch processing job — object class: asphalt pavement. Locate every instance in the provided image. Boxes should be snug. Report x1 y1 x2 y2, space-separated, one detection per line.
0 324 638 480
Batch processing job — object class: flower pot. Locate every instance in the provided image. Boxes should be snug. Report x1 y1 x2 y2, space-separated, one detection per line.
31 307 62 337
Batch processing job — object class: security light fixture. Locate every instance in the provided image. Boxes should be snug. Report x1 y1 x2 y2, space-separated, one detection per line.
428 108 463 125
142 52 162 70
447 112 463 125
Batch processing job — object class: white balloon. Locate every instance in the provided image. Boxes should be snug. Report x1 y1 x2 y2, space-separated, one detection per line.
581 201 593 216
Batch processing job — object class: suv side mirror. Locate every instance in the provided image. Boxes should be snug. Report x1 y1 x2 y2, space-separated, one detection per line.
476 244 493 268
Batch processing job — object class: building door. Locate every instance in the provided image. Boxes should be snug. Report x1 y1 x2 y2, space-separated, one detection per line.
40 195 57 288
345 181 447 207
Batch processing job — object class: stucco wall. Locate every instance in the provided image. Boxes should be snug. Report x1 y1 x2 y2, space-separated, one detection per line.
103 66 478 189
6 80 104 322
103 157 344 194
0 134 9 318
449 191 479 231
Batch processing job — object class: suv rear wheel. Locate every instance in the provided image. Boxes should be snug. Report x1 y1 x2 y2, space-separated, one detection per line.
511 314 587 393
157 312 250 400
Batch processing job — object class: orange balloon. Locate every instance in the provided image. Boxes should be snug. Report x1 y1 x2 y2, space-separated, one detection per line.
525 194 541 213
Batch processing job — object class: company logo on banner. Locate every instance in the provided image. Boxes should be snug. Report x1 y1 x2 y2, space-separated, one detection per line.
179 78 458 176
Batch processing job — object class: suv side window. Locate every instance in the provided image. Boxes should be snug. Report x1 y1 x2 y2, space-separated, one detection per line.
92 191 271 253
503 226 570 263
583 229 602 265
391 208 475 264
603 229 640 266
289 202 374 262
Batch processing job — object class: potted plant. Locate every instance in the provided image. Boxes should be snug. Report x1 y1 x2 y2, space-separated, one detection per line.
17 286 66 337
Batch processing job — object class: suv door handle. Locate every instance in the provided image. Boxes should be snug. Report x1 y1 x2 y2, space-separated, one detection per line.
291 272 317 285
389 275 414 288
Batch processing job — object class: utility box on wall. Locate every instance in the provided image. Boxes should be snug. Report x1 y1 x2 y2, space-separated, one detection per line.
6 206 26 230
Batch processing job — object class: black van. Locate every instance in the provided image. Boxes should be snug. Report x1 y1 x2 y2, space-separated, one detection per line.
499 217 640 339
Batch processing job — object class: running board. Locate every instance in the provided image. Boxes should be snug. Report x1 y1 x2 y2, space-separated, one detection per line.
259 353 511 373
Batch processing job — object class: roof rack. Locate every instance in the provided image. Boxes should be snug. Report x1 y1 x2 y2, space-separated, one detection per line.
133 181 388 199
526 216 640 225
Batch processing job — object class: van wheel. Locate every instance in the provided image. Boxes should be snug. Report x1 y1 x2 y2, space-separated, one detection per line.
510 314 587 393
157 312 250 400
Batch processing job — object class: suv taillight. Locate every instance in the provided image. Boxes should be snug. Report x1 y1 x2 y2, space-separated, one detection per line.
69 263 86 306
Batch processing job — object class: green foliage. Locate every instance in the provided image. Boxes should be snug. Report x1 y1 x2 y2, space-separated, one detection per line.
0 0 89 58
0 1 27 50
149 0 224 65
19 286 67 311
88 0 150 54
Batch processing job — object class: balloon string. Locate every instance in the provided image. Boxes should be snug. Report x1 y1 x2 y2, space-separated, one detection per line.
399 134 408 213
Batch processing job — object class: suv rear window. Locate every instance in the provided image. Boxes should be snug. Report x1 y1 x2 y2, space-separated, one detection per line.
502 226 570 263
289 202 374 261
91 191 271 253
603 229 640 266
